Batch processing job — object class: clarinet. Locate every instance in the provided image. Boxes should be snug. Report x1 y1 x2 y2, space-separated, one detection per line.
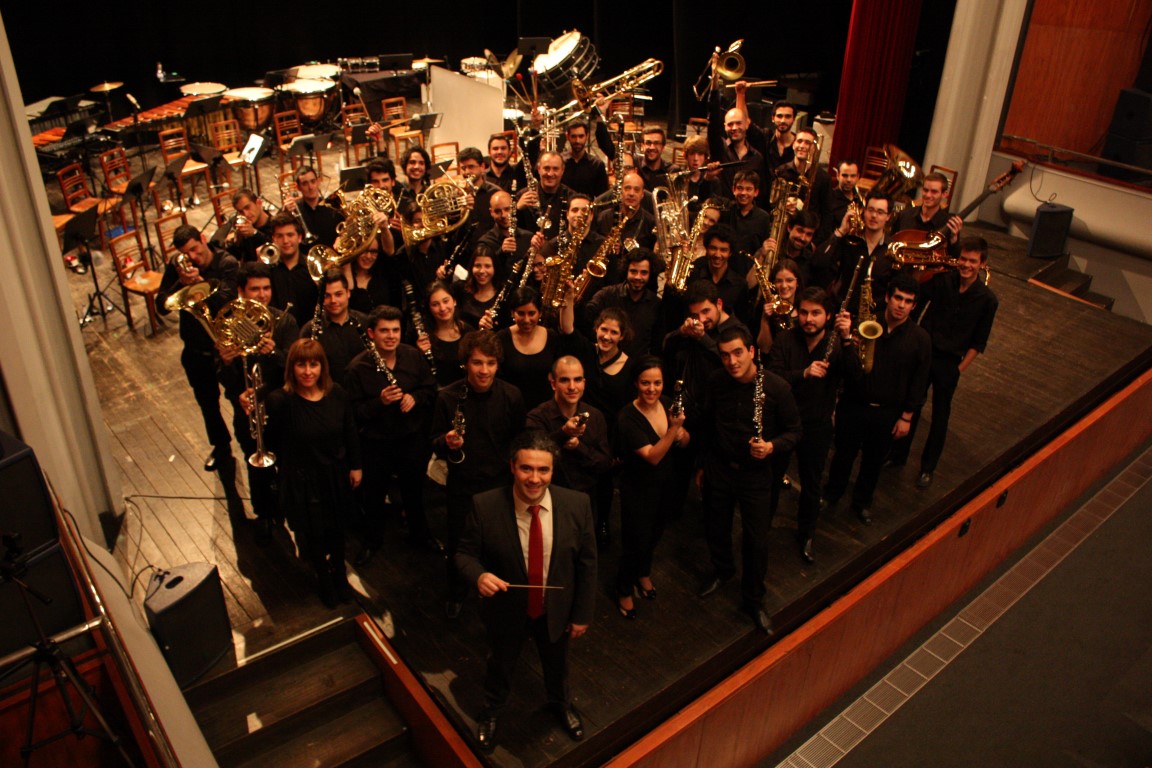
752 353 766 441
485 258 527 326
440 219 479 279
309 292 325 341
822 252 868 363
402 280 437 376
449 385 467 463
352 315 398 386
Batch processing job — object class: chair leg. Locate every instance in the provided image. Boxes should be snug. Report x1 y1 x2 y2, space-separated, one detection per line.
144 295 160 335
121 285 134 329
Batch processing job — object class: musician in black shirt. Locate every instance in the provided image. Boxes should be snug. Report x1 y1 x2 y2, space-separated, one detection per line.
697 325 801 632
707 92 770 206
767 288 858 563
887 236 998 487
267 213 319 328
287 165 344 248
345 305 439 562
299 271 368 387
431 330 526 618
224 188 273 263
157 225 239 474
892 171 963 248
515 151 571 235
823 274 931 524
561 120 609 197
485 133 526 194
723 170 773 257
636 127 680 192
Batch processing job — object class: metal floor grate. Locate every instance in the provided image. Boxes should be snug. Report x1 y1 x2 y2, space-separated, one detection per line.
775 445 1152 768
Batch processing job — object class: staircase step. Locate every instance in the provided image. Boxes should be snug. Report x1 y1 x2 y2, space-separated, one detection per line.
232 697 411 768
1039 267 1092 296
1080 290 1115 311
195 637 381 761
185 619 357 706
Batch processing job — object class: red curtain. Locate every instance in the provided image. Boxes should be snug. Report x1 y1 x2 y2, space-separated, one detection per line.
830 0 925 166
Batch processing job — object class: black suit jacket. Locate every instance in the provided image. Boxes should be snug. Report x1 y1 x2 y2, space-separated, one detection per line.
457 485 597 643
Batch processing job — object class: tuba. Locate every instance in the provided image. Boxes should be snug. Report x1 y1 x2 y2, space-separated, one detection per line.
400 177 471 247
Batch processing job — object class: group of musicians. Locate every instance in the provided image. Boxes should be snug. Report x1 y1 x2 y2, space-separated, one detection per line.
153 78 999 751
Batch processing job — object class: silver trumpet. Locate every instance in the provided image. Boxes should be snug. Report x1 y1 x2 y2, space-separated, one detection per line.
246 361 276 468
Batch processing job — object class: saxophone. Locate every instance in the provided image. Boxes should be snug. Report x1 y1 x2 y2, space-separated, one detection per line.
541 208 590 308
856 261 884 374
754 178 794 320
668 206 710 294
571 207 634 303
654 184 697 294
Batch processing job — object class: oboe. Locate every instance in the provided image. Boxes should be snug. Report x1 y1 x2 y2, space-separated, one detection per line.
402 280 437 376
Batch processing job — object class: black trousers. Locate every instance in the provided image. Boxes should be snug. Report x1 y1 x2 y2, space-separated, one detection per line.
702 459 774 607
888 354 962 473
445 488 477 602
359 437 432 546
825 399 900 509
224 388 278 520
181 348 231 457
795 421 834 539
483 613 569 716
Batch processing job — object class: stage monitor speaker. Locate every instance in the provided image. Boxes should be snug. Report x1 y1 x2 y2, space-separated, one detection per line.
1027 202 1073 261
145 563 232 688
0 431 89 664
1108 88 1152 141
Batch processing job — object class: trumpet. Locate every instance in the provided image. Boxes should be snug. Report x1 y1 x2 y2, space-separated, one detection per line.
257 243 280 266
280 178 318 246
245 361 276 468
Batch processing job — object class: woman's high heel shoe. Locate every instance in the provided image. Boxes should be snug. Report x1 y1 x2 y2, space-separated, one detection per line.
617 597 637 619
634 582 657 600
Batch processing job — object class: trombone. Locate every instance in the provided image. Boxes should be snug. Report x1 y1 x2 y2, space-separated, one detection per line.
694 40 745 101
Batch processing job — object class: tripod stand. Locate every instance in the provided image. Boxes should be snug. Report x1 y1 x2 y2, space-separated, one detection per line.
69 207 125 328
125 166 160 271
0 534 136 767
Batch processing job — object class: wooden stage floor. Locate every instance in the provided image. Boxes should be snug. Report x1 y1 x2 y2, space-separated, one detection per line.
48 145 1152 767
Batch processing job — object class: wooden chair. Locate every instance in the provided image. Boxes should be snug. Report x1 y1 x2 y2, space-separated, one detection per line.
108 230 163 335
57 163 119 217
930 164 960 209
274 110 303 173
209 119 247 186
381 97 410 158
154 211 189 265
158 127 213 207
391 129 424 163
672 147 686 167
98 147 132 196
209 190 233 229
342 104 378 165
431 142 460 177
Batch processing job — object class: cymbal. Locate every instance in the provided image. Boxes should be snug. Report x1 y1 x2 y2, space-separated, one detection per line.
90 81 123 93
502 51 523 80
413 57 445 65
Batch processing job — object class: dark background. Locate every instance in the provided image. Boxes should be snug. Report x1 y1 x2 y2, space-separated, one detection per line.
4 0 954 160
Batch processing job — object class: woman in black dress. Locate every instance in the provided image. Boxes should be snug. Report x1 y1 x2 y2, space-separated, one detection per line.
755 258 804 352
614 356 689 619
418 280 476 387
494 286 567 410
455 252 498 329
345 237 396 314
263 338 362 609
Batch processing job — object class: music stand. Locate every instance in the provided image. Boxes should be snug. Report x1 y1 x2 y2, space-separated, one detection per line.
68 207 125 327
349 123 376 160
240 134 270 195
339 165 367 192
125 166 160 269
287 133 331 172
191 143 227 192
181 96 222 143
378 53 413 74
409 112 442 146
160 153 191 212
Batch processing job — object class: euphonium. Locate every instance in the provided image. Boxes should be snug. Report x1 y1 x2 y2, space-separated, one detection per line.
571 207 634 302
856 263 883 374
871 144 923 206
400 177 471 246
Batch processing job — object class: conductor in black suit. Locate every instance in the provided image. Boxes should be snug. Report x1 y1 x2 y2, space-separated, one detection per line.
456 431 598 752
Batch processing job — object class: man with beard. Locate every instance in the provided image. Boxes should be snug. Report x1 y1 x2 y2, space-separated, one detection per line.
515 151 571 235
582 249 661 357
636 127 680 191
285 165 343 247
560 120 609 197
813 193 894 302
892 171 964 251
732 84 795 175
707 92 769 206
767 287 856 563
685 227 749 322
591 170 657 281
821 159 861 245
758 209 820 286
485 132 526 194
476 190 541 274
774 128 833 232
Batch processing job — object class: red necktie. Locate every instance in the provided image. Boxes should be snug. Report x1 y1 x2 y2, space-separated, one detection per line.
527 504 544 619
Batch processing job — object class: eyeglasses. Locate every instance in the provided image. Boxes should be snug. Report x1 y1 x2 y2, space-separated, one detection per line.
864 207 890 216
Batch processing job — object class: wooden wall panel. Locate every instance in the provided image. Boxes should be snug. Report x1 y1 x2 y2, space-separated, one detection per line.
608 368 1152 768
1002 0 1152 154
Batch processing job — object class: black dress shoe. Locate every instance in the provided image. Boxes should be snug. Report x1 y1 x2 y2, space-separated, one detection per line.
445 601 462 620
204 453 217 472
353 546 376 568
801 538 815 564
634 582 657 600
882 457 906 469
697 577 728 599
916 471 934 489
754 607 773 635
854 506 873 525
555 706 584 740
477 715 497 752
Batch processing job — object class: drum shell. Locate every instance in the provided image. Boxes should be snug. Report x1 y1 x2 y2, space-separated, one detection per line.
225 88 276 131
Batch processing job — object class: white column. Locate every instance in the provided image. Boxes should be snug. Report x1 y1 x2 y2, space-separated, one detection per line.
0 12 120 539
923 0 1030 211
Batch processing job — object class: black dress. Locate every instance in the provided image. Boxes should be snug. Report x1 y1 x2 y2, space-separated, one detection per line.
495 327 567 410
456 288 497 329
428 321 476 388
615 397 680 594
264 384 362 568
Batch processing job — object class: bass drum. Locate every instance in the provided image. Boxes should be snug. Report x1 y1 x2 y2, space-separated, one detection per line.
224 87 276 131
532 30 599 94
281 79 336 124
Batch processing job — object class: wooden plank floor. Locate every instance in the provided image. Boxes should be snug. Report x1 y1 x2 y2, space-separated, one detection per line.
49 143 1152 767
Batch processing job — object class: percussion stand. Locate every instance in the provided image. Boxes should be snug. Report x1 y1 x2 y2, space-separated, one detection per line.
0 534 136 768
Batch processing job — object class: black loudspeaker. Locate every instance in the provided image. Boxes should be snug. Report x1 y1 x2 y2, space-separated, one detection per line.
0 432 89 664
1027 203 1073 260
1108 88 1152 141
144 563 232 687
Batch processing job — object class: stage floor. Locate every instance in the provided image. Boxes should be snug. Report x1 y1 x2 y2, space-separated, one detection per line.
51 142 1152 766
